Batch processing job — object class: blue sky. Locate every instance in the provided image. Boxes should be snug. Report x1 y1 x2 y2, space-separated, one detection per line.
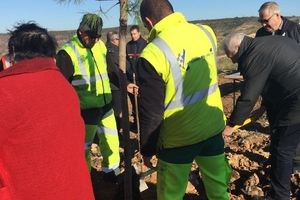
0 0 299 33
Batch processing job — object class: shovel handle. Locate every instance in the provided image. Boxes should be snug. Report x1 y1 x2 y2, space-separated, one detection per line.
140 167 157 178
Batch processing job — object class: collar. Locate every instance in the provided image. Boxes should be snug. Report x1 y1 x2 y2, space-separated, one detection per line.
131 36 143 43
74 31 85 48
73 31 102 50
148 12 187 42
0 57 58 79
278 16 284 30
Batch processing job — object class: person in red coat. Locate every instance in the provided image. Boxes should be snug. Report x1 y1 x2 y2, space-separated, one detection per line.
0 22 95 200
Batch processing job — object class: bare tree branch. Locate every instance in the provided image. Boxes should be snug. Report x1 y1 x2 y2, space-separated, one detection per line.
100 2 120 15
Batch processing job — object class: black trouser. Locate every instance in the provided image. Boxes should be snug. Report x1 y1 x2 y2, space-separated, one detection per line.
293 142 300 169
111 89 121 130
270 123 300 200
111 90 121 117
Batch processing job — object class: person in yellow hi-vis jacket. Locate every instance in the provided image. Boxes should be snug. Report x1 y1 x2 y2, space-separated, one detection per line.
56 13 120 178
136 0 232 199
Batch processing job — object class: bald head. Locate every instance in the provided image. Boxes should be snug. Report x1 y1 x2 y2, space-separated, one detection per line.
140 0 174 26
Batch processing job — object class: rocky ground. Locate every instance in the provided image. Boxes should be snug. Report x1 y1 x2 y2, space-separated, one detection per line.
90 74 300 200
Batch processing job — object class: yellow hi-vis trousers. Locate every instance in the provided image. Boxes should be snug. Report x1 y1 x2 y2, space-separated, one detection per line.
84 108 120 173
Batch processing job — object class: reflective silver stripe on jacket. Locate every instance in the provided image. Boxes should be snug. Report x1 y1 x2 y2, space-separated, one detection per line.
152 27 218 110
4 54 10 68
97 126 118 135
66 42 108 86
71 74 108 86
165 82 218 110
102 164 120 173
103 108 114 119
152 37 183 110
198 25 218 68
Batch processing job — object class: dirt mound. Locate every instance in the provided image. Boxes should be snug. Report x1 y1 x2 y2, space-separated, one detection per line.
90 74 300 200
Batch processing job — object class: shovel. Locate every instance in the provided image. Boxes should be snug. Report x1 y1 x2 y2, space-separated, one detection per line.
132 73 149 192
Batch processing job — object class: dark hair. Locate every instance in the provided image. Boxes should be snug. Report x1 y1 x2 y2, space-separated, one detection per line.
130 25 140 32
79 13 103 37
8 22 57 62
140 0 174 23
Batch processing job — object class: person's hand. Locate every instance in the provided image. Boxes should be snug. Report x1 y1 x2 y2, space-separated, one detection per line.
127 83 139 95
222 125 235 137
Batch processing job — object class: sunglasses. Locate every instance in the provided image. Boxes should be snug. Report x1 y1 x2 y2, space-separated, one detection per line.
258 13 276 24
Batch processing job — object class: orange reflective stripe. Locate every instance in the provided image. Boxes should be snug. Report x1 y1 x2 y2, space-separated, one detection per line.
1 55 11 70
1 56 7 69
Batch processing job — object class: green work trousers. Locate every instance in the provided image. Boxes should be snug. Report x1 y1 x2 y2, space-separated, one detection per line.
157 134 232 200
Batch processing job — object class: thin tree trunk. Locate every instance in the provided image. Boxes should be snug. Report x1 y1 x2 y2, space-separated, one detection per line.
119 0 128 74
119 1 132 200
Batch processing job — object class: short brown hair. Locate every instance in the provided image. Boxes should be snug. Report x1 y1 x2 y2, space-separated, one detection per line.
140 0 174 24
130 25 140 32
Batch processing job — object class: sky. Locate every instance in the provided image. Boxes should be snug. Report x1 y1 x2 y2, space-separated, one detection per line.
0 0 299 33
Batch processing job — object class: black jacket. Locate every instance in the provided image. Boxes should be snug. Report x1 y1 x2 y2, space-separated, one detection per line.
106 42 121 90
126 37 147 82
229 36 300 127
136 58 165 156
256 17 300 43
55 50 74 82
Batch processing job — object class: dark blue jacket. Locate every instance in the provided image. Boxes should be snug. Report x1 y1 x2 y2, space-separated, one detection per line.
126 36 147 82
256 17 300 43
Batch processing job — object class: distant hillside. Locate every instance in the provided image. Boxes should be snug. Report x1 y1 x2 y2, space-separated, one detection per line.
190 16 300 71
1 16 299 71
0 28 121 56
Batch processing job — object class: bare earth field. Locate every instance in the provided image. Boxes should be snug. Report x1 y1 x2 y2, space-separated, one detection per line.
90 74 300 200
1 16 299 199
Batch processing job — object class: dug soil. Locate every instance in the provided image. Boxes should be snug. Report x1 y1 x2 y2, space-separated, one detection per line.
90 73 300 200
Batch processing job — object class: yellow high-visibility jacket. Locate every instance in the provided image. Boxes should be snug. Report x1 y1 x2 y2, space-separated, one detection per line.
61 34 112 109
140 12 226 149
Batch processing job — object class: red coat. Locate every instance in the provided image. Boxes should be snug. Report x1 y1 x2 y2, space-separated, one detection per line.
0 58 94 200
